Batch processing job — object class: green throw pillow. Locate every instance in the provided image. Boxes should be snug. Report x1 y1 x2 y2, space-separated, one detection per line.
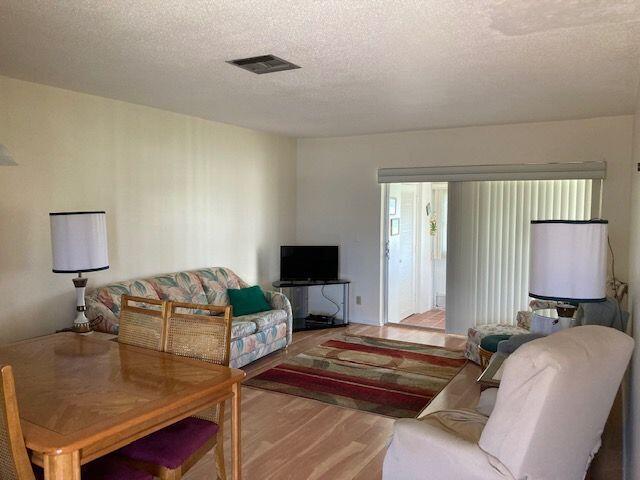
227 285 271 317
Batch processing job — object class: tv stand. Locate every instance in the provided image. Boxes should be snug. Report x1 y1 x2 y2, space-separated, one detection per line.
272 279 350 332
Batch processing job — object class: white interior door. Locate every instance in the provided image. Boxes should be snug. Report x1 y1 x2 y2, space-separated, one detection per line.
386 183 418 323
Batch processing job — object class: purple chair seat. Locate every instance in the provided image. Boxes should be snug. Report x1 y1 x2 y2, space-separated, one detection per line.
119 417 219 469
34 455 152 480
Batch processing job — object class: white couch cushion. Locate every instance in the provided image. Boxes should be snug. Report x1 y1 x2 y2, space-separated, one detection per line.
476 388 499 417
479 325 633 480
237 309 288 333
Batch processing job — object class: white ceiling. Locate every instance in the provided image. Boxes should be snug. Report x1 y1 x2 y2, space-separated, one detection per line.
1 1 640 137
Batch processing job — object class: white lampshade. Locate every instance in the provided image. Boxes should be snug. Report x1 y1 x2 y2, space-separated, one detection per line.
529 220 607 303
50 211 109 273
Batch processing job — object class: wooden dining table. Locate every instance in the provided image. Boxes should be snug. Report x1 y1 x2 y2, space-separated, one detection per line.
0 332 245 480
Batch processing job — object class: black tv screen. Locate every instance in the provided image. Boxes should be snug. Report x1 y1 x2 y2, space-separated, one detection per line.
280 246 339 281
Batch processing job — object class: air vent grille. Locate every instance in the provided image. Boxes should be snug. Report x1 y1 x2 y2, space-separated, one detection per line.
227 55 300 74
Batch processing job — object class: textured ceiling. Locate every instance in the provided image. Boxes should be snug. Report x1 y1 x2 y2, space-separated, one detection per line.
1 0 640 137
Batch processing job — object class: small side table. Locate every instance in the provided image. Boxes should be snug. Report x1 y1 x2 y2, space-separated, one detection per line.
272 279 350 332
477 353 507 390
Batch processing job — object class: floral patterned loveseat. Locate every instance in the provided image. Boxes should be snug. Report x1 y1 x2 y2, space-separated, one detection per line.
85 267 292 368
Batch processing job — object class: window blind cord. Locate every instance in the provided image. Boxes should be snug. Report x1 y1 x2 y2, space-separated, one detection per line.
321 285 341 319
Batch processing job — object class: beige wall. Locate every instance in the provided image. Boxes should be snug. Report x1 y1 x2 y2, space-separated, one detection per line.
626 92 640 479
297 116 634 325
0 76 296 342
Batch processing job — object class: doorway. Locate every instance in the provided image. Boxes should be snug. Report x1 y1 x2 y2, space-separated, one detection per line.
384 182 447 330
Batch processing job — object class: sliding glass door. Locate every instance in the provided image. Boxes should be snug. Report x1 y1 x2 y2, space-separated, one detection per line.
445 179 594 333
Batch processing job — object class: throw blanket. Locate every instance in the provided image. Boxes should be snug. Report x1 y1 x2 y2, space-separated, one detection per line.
575 297 628 332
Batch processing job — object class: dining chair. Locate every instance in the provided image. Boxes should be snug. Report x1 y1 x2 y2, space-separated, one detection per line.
118 295 169 351
0 364 36 479
0 365 151 480
118 301 233 480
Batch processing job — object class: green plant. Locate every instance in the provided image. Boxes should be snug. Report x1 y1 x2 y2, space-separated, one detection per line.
429 215 437 236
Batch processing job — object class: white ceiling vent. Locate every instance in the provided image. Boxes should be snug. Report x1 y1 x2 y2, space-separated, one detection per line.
227 55 300 74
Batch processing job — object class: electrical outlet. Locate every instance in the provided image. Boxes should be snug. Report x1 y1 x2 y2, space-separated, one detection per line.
356 296 362 305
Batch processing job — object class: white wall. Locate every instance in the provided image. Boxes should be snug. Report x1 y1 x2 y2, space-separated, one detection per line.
297 116 634 326
0 76 296 342
625 90 640 479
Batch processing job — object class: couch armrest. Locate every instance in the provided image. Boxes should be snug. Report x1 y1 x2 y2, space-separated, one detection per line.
383 418 513 480
85 296 120 334
264 290 293 345
516 310 531 330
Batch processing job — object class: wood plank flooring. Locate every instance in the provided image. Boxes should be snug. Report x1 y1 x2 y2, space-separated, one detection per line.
399 308 446 330
184 324 474 480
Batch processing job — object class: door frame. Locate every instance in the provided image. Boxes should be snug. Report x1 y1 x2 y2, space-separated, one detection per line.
381 184 390 326
381 183 422 325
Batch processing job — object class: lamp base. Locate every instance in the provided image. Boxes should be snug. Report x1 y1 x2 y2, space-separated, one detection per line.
555 304 577 318
72 311 93 334
72 275 93 335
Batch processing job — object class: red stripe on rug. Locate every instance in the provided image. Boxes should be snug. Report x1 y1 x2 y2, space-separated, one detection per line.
321 339 466 368
276 363 439 398
255 367 430 410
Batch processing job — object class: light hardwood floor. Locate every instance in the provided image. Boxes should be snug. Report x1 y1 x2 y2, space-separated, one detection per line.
185 324 477 480
173 323 622 480
399 309 446 330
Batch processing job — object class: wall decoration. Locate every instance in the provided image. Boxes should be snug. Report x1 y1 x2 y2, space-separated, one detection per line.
390 218 400 236
430 214 438 236
389 197 397 215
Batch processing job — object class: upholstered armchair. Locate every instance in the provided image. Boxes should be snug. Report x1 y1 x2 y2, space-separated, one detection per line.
383 325 633 480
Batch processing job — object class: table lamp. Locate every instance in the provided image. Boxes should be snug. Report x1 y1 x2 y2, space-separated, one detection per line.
529 219 607 322
50 211 109 333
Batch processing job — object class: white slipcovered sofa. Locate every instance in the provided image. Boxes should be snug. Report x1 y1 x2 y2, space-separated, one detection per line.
383 325 633 479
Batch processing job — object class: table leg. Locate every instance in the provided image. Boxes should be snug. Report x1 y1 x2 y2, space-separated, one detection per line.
232 381 242 480
44 451 80 480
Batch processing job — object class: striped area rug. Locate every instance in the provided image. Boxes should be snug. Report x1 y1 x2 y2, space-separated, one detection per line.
245 334 466 418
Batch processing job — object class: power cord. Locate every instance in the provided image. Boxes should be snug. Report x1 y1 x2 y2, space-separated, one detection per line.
607 235 629 333
321 285 341 319
607 235 628 305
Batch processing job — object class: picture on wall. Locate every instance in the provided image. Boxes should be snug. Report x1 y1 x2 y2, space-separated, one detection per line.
390 218 400 236
389 197 397 215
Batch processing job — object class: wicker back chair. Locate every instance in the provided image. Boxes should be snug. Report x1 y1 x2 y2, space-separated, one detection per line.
164 301 232 480
0 365 35 480
118 295 168 351
164 301 233 424
164 301 233 368
121 302 233 480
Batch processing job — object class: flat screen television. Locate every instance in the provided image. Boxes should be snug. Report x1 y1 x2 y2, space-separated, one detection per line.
280 246 339 281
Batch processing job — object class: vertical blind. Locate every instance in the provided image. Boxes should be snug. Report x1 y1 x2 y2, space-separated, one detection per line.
446 179 593 334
